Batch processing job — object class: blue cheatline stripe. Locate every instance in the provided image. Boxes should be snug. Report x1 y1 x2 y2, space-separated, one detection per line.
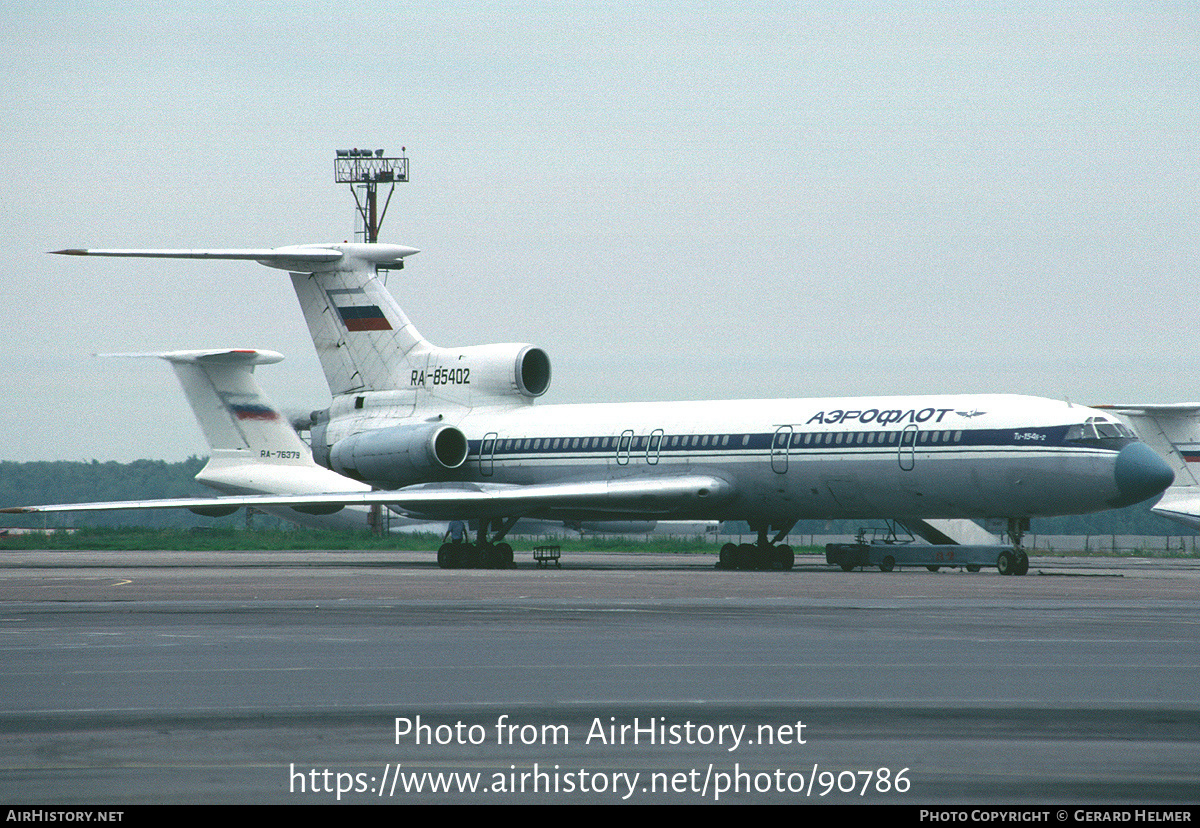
465 426 1106 458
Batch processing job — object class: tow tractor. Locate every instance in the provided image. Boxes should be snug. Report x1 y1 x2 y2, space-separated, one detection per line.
824 521 1029 575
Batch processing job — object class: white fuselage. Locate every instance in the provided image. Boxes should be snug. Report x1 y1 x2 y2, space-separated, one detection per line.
331 392 1143 526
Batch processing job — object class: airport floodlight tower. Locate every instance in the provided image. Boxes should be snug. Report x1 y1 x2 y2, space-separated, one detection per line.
335 148 409 243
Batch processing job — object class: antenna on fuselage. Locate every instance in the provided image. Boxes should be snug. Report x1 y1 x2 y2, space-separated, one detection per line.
334 147 409 243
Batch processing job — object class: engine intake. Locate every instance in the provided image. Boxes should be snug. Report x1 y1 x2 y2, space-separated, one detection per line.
515 346 551 397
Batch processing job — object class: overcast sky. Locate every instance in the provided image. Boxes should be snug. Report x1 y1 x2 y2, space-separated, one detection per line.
2 1 1196 462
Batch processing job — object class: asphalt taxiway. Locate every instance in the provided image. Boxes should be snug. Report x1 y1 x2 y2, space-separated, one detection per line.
0 549 1197 804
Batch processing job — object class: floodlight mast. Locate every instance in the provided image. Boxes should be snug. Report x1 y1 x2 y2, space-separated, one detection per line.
334 148 409 243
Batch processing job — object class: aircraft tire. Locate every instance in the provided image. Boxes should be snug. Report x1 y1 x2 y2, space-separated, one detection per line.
717 543 738 570
496 542 514 567
967 565 981 573
458 543 481 569
481 544 502 569
437 544 454 569
775 545 795 571
737 544 757 570
880 555 895 573
996 550 1016 576
1013 551 1029 576
927 565 941 572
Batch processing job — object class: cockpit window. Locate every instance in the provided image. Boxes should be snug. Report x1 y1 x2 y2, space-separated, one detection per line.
1066 417 1137 447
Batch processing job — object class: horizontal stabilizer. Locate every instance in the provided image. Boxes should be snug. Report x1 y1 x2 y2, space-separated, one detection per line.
98 348 285 365
50 244 418 273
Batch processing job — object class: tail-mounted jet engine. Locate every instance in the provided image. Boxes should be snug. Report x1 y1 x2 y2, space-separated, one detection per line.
328 423 469 486
312 344 550 485
417 343 551 400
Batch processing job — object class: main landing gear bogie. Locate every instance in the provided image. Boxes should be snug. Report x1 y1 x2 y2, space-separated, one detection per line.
438 516 521 570
716 523 799 572
716 542 795 572
437 541 515 570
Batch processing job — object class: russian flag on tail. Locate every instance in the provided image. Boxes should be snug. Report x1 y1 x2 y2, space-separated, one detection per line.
229 402 280 421
337 304 392 331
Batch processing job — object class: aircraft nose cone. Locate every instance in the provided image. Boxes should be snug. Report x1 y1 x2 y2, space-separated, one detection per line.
1113 442 1175 507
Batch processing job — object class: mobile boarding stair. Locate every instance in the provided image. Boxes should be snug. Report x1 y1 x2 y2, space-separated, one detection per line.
824 519 1029 576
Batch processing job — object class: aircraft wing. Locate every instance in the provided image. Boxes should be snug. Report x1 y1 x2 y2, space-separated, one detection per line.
0 474 734 521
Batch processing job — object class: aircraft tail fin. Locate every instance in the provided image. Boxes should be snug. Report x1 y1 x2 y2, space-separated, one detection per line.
284 249 552 410
97 349 374 529
55 244 550 408
1094 403 1200 530
1093 404 1200 487
149 349 310 457
104 349 361 497
55 244 425 398
289 262 431 396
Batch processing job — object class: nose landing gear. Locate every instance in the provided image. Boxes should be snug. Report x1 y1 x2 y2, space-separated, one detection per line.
997 518 1030 576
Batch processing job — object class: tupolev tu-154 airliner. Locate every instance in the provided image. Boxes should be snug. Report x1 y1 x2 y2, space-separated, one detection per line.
4 242 1174 575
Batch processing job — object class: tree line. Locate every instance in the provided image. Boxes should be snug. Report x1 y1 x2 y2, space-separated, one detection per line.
0 458 283 530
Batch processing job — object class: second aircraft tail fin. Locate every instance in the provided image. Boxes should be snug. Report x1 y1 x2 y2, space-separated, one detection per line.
1094 403 1200 530
1093 404 1200 488
104 349 368 500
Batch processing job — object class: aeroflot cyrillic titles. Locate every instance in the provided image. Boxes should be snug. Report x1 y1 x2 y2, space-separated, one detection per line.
805 407 956 426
